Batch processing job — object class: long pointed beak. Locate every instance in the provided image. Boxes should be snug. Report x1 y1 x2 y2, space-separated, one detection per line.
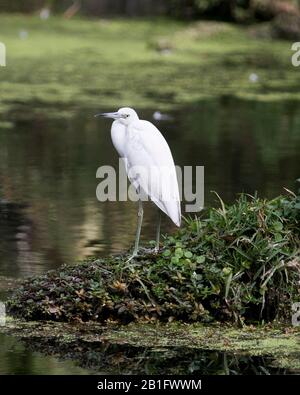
94 112 120 119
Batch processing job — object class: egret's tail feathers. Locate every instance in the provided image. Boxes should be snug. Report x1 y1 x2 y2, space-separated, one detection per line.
174 216 181 227
170 210 181 227
151 197 181 227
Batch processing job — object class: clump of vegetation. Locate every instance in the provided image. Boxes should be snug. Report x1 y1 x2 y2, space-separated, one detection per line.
7 191 300 325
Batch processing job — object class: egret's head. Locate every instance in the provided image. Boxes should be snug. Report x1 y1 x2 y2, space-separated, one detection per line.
96 107 139 126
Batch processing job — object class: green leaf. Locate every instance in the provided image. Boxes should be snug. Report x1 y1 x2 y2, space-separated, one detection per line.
222 267 232 276
273 221 283 232
171 256 180 264
260 286 267 295
163 249 171 257
175 248 183 258
184 251 193 258
241 261 251 269
230 246 252 261
196 255 206 264
225 272 233 299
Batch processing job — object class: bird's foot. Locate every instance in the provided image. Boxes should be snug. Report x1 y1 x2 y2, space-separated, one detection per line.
125 246 160 264
139 246 160 256
125 251 138 263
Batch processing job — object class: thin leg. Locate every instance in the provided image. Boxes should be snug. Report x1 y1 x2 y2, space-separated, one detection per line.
127 198 143 262
133 199 143 256
155 209 161 253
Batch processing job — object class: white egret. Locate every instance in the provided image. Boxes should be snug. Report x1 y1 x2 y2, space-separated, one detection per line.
95 107 181 260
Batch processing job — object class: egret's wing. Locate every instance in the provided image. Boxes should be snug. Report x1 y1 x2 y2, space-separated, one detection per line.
125 120 181 226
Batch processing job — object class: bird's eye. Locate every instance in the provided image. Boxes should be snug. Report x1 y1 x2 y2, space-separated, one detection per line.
126 114 129 118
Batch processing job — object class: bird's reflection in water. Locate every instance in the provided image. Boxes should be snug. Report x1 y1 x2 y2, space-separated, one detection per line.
0 200 42 278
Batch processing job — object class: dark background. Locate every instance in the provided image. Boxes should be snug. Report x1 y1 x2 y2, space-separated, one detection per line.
1 1 299 22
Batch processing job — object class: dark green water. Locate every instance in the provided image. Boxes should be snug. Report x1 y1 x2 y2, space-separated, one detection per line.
0 99 299 278
0 334 91 375
0 333 293 375
0 98 299 374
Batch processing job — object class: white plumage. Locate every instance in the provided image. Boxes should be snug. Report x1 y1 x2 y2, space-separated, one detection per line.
97 107 181 259
111 117 181 226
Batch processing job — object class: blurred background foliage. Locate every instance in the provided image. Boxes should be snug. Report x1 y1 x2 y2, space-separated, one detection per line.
2 1 300 40
0 1 299 22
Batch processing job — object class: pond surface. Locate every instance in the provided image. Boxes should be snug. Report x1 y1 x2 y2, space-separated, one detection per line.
0 333 92 374
0 333 294 375
0 99 299 278
0 98 300 374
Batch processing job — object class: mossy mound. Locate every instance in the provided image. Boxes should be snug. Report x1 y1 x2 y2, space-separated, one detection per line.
7 193 300 324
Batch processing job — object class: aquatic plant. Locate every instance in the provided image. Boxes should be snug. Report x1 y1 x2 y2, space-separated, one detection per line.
7 191 300 324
